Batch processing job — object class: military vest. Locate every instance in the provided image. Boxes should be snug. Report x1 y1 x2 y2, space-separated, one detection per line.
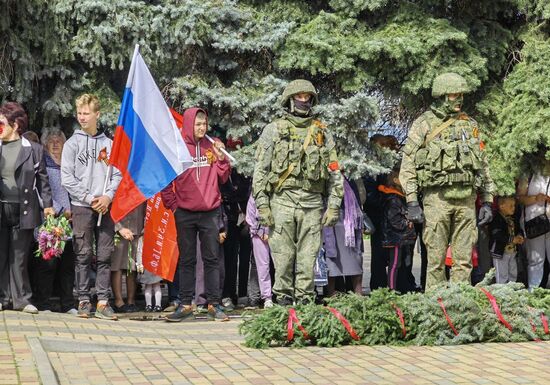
414 112 485 191
267 118 331 193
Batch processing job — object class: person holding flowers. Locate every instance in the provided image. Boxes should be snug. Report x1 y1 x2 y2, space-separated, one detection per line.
0 101 54 314
32 129 77 314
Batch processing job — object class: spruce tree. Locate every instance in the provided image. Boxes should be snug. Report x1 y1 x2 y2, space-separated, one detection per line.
0 0 546 184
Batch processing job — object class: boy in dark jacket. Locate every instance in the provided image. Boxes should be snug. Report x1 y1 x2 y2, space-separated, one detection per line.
489 196 524 284
378 168 417 292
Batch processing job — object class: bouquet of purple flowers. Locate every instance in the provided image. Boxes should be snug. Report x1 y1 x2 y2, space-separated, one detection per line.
35 215 72 260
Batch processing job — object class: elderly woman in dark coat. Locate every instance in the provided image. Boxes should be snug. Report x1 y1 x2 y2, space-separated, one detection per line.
0 102 53 313
31 129 77 314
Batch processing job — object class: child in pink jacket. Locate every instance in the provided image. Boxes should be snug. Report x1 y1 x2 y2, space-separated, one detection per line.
246 196 273 308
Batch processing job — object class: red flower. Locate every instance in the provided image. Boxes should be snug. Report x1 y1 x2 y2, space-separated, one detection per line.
43 248 57 261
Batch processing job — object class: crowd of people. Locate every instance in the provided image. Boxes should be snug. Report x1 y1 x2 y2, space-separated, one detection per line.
0 72 549 322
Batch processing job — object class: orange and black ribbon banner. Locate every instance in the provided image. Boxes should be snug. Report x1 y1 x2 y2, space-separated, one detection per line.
287 308 310 342
479 288 513 332
391 303 407 337
437 297 459 336
327 307 360 341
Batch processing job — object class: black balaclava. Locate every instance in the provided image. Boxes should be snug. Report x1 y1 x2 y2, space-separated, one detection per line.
290 97 313 116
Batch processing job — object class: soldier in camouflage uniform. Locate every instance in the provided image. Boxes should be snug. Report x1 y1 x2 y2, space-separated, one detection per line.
252 80 344 305
399 73 495 290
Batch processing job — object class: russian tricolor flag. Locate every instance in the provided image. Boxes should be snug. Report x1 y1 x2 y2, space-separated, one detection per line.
110 45 192 223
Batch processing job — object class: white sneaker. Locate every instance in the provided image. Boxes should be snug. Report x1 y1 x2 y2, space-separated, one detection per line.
263 299 274 308
66 308 78 315
22 304 38 314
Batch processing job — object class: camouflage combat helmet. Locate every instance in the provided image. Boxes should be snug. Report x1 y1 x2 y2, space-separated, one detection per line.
280 79 318 107
432 73 470 98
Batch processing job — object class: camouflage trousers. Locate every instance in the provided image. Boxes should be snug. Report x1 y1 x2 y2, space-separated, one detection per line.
269 198 323 303
422 189 477 290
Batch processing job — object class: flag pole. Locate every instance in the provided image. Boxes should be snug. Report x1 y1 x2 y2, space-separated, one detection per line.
205 134 237 163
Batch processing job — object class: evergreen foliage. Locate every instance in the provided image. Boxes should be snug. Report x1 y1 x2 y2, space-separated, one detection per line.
239 281 550 348
479 25 550 193
0 1 547 183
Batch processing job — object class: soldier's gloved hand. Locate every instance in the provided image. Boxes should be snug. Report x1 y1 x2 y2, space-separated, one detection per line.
477 203 493 226
406 201 424 224
322 207 340 227
258 206 274 227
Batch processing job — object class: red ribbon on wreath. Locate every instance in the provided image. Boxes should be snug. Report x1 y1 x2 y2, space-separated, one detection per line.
391 303 407 337
327 307 360 341
541 313 549 335
528 318 542 342
479 288 513 332
287 308 310 342
437 297 459 336
528 307 549 338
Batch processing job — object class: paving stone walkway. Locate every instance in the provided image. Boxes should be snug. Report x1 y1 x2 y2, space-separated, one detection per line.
1 310 549 385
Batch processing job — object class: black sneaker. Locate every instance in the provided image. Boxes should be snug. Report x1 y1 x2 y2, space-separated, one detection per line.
207 304 229 322
94 303 118 320
126 303 139 313
77 301 92 318
113 304 127 313
153 305 162 313
297 297 313 306
145 305 153 312
165 305 194 322
244 299 260 310
276 296 293 307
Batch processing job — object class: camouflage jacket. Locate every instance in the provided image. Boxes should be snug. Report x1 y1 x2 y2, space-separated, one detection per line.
399 109 495 203
252 114 343 209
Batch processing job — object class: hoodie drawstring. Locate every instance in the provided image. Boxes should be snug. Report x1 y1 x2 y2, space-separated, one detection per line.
196 142 200 181
85 135 89 166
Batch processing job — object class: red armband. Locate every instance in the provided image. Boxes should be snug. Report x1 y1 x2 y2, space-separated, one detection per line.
328 161 339 171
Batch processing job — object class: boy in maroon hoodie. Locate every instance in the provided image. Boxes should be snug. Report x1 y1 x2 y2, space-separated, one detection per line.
161 108 231 322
